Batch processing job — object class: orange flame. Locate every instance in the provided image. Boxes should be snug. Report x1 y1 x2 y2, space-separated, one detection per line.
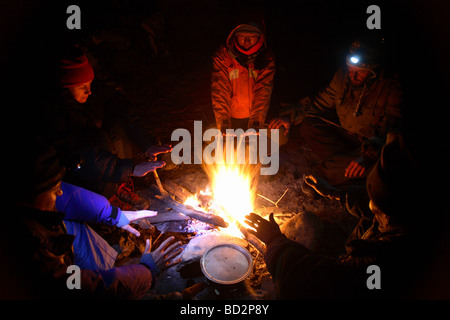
185 163 259 238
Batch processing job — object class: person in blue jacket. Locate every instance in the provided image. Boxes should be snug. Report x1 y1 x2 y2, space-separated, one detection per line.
2 137 182 299
56 181 162 272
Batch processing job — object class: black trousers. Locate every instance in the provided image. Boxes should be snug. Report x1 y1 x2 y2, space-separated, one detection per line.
299 117 368 186
230 117 249 130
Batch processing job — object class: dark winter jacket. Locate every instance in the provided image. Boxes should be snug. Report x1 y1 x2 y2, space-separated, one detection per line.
1 183 153 299
264 187 429 299
211 24 276 129
282 66 403 156
37 83 143 192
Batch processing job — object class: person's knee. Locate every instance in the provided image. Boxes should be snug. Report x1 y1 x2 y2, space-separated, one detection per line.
298 117 318 139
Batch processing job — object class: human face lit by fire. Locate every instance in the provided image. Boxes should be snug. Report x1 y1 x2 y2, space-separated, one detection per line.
347 65 372 86
235 32 261 50
69 81 92 103
34 182 63 212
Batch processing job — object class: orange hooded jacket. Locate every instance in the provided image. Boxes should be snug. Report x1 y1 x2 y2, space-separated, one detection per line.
211 23 275 129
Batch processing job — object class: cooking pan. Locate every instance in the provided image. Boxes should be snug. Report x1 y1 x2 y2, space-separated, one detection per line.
200 243 253 286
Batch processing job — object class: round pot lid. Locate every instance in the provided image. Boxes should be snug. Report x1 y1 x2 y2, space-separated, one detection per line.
200 243 253 285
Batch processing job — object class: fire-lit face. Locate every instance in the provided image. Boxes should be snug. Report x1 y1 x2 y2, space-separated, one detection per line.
235 32 261 50
347 65 372 86
69 81 92 103
34 182 63 212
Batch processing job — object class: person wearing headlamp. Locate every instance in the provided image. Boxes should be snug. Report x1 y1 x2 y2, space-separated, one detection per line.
346 42 379 88
270 34 403 188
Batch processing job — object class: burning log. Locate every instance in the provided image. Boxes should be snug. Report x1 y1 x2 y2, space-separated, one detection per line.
159 196 229 228
153 170 228 228
161 180 194 203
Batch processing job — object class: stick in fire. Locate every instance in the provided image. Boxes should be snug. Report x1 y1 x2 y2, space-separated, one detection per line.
153 170 229 228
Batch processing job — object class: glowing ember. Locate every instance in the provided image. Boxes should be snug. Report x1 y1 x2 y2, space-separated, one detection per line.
184 194 206 212
184 163 259 238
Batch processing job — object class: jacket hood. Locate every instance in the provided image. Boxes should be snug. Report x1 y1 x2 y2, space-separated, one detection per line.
226 23 266 51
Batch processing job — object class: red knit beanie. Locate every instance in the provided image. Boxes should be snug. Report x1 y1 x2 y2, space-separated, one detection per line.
58 46 94 88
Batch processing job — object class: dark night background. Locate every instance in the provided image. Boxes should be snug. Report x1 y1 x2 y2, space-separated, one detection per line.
3 0 450 127
2 0 450 300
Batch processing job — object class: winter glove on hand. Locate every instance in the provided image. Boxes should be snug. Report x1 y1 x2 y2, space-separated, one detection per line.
245 212 283 245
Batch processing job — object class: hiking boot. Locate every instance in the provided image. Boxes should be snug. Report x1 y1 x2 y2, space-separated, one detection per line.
114 179 150 210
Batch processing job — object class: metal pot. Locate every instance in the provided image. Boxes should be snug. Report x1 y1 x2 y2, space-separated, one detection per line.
200 243 253 286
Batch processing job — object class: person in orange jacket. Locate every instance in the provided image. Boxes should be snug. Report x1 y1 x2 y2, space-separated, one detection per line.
211 22 276 131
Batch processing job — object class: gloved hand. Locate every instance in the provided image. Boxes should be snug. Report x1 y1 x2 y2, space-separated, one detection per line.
245 212 283 245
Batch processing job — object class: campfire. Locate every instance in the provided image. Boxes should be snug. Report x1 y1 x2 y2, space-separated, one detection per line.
183 163 259 239
131 137 285 298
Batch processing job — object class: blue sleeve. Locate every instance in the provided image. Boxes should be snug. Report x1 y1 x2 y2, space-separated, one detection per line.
56 182 126 226
140 253 160 281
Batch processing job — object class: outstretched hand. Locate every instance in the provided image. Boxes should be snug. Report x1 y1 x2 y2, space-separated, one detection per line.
268 117 291 136
245 212 283 245
145 144 173 161
132 161 166 177
121 210 158 237
145 236 183 273
345 156 369 178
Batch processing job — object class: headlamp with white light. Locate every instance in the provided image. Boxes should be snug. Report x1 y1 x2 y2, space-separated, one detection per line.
346 52 378 79
346 38 382 72
349 56 360 64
